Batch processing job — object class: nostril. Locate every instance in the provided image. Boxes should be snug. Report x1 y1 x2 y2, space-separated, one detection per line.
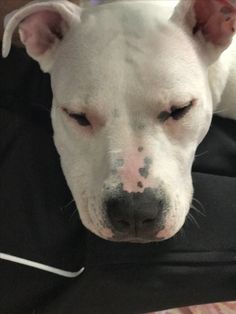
117 219 130 229
118 219 130 227
142 218 155 225
105 197 133 233
112 218 131 232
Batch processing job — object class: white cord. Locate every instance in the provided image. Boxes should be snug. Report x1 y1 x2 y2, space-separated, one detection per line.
0 252 85 278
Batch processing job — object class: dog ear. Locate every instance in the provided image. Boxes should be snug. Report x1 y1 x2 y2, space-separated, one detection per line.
2 0 81 72
171 0 236 62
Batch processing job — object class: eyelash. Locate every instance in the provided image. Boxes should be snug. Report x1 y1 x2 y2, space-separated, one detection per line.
63 109 91 127
158 101 194 122
63 101 193 128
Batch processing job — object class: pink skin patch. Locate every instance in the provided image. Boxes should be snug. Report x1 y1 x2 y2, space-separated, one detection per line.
101 228 113 238
194 0 236 46
156 227 173 240
19 11 64 56
119 150 153 193
156 214 178 240
85 108 106 130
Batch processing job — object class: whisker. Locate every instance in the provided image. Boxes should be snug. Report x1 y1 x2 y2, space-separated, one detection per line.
32 102 51 113
190 204 206 217
187 212 200 229
192 197 206 214
61 199 75 211
178 226 186 240
213 108 228 115
69 208 79 220
194 150 209 158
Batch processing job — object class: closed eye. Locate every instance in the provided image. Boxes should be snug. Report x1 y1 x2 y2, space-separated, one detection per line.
158 101 194 122
170 101 193 120
63 108 91 127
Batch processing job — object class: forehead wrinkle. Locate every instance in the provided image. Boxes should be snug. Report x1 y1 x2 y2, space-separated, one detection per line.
70 3 167 96
53 3 158 103
53 3 205 114
124 20 205 84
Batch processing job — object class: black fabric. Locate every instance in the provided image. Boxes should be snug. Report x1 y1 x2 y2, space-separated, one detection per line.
0 46 236 314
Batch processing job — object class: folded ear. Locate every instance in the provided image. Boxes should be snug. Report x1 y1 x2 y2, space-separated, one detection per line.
2 0 81 72
171 0 236 62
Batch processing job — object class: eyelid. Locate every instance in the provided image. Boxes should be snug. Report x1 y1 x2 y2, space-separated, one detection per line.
158 100 194 122
62 108 77 115
62 108 86 118
62 108 91 127
171 100 194 111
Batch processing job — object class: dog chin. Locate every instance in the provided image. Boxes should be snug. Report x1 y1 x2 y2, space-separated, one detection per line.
83 215 186 243
108 237 166 243
87 226 182 243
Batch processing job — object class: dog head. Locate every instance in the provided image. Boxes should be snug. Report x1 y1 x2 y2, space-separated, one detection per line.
3 0 236 242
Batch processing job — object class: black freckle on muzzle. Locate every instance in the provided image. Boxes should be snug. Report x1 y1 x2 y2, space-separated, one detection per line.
139 157 153 178
115 159 124 167
103 185 168 240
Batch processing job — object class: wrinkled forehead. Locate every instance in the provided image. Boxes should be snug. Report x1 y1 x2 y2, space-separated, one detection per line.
52 2 206 107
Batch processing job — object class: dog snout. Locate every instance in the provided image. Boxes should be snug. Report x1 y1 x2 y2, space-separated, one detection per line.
105 187 167 240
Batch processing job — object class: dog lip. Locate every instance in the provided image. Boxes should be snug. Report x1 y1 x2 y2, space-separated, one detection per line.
109 236 164 243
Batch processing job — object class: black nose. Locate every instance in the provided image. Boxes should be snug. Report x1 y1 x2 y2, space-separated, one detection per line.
105 188 165 237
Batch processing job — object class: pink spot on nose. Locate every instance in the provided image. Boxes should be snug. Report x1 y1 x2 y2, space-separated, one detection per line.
119 151 153 193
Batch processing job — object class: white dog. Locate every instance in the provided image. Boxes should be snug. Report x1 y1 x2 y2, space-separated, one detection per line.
2 0 236 243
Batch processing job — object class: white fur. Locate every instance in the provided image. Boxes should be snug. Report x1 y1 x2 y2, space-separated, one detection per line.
2 0 236 242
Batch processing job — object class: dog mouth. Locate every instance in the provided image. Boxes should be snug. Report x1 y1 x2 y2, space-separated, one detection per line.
107 235 166 243
98 219 185 243
77 183 191 243
81 206 187 243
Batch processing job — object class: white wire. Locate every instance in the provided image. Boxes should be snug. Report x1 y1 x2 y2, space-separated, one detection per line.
0 252 85 278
